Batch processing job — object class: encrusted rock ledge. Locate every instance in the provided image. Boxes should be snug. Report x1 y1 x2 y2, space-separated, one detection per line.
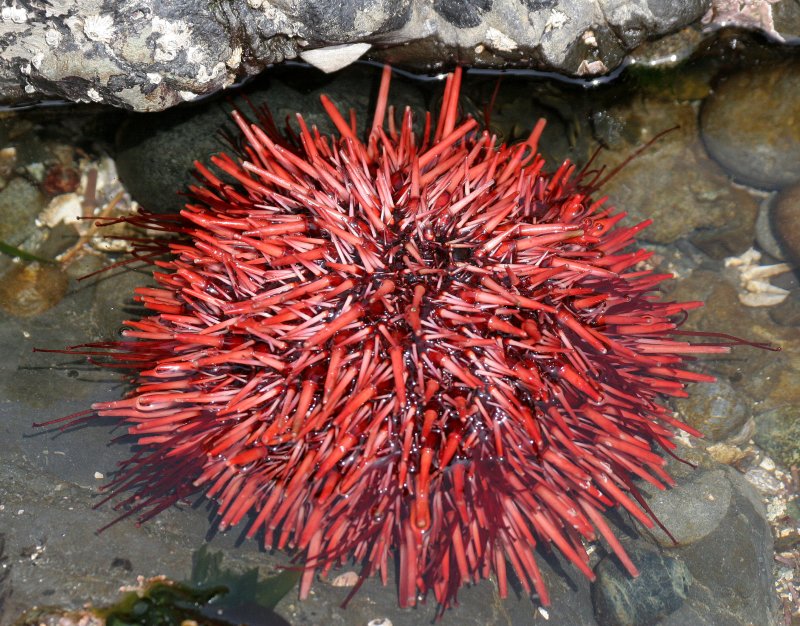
1 0 796 113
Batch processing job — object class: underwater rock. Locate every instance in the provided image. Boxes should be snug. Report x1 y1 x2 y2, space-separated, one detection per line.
592 547 691 626
700 61 800 189
0 263 68 318
772 183 800 266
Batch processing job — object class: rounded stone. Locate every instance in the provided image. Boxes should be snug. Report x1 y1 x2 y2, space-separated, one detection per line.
592 547 691 626
700 61 800 190
0 262 69 317
754 406 800 468
755 194 785 260
673 378 750 443
642 469 732 546
592 97 758 256
0 177 46 246
772 183 800 266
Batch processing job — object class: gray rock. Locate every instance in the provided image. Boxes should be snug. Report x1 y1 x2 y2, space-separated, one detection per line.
599 0 708 48
769 290 800 328
700 61 800 190
756 193 786 261
672 379 750 443
0 536 9 619
754 405 800 469
592 547 691 626
705 0 800 43
643 469 733 547
671 474 776 626
590 96 758 256
434 0 494 28
772 184 800 266
773 0 800 41
0 178 45 246
638 458 778 626
115 102 231 214
0 0 715 112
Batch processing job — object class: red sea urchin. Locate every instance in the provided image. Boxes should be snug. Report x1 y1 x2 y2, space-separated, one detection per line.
40 67 769 612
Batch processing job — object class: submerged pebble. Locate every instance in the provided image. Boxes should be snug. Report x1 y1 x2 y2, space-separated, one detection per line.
0 177 45 246
754 406 800 469
772 183 800 266
592 96 757 257
674 378 749 442
701 61 800 189
0 262 68 317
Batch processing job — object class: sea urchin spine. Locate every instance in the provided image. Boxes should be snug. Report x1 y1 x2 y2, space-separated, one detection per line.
40 66 768 612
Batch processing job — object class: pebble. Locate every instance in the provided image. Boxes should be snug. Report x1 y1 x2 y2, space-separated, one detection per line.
772 183 800 266
0 262 68 317
643 469 731 546
673 378 749 442
755 194 785 260
329 571 359 587
700 61 800 189
744 467 784 495
0 177 45 246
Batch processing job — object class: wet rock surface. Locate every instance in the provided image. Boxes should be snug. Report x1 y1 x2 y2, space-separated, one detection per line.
0 178 45 246
667 269 794 406
700 60 800 189
754 406 800 469
0 263 69 318
756 194 786 261
705 0 800 42
639 456 777 626
769 290 800 327
591 96 758 257
673 379 749 442
0 0 733 113
592 547 691 626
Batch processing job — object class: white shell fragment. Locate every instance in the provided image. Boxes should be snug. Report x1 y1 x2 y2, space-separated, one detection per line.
330 570 360 587
724 247 791 307
300 43 372 74
38 192 83 228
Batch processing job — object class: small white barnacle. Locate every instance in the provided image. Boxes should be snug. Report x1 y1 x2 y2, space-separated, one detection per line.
1 5 28 23
45 27 62 48
83 14 116 45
